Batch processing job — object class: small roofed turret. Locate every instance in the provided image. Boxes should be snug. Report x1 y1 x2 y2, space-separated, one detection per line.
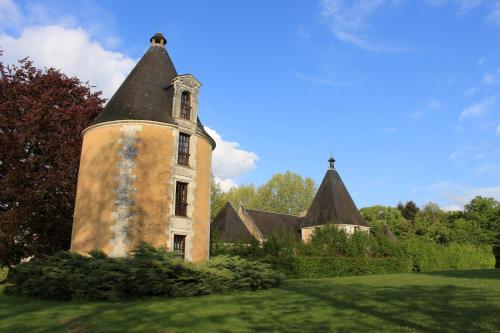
301 157 369 228
150 32 167 46
383 224 397 241
88 33 215 148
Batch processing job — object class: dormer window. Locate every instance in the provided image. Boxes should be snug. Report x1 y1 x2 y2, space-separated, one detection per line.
180 91 191 120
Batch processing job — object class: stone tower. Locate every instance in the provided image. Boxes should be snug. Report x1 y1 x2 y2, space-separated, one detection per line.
71 33 215 261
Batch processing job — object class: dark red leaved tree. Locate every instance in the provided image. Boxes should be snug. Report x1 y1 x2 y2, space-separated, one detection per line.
0 53 104 266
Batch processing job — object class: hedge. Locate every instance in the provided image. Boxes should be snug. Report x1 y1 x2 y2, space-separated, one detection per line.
265 256 412 279
401 238 495 272
261 239 495 279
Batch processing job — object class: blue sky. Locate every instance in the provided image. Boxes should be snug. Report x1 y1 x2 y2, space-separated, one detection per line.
1 0 499 210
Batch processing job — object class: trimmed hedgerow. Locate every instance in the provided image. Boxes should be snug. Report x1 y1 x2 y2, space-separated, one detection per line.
401 238 495 272
5 243 282 301
258 237 495 279
263 256 412 279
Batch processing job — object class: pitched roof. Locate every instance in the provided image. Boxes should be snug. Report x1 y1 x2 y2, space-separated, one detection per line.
91 45 177 126
245 209 301 239
210 202 254 242
89 35 215 148
383 224 397 241
302 169 369 228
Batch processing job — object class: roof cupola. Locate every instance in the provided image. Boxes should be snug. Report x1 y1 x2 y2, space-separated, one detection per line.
328 155 336 170
150 32 166 47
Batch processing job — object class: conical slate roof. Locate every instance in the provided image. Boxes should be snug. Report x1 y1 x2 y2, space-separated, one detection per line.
383 224 397 241
90 35 214 148
302 169 369 228
91 45 178 125
210 203 254 242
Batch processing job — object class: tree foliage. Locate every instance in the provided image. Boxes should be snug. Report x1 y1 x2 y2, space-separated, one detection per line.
254 171 316 215
211 171 316 217
397 200 419 222
359 205 412 239
0 55 103 266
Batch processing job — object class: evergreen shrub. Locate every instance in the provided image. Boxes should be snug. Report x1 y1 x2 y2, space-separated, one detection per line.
5 243 282 301
0 267 8 282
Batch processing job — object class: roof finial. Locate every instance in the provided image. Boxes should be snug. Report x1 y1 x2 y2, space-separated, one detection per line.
150 32 167 47
328 155 336 170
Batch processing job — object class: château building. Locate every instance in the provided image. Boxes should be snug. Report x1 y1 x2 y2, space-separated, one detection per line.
71 33 215 261
211 157 370 243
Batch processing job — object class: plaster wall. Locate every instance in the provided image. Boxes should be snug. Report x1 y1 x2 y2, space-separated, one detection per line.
71 121 212 260
301 224 370 243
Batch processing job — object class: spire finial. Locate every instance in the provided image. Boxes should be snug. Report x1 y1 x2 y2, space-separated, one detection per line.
150 32 167 47
328 155 336 170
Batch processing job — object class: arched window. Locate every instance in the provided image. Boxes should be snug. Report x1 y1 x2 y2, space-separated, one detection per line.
180 91 191 120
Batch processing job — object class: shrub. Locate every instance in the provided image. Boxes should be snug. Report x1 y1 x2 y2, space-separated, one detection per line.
6 243 282 301
265 256 412 279
401 237 495 272
0 267 8 282
260 239 495 279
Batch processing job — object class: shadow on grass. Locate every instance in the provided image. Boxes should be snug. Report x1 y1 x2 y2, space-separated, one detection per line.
423 268 500 280
282 280 500 333
0 272 499 333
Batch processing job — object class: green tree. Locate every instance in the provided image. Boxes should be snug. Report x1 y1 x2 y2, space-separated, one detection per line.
464 196 499 235
447 218 492 246
254 171 316 215
360 205 412 239
210 176 226 220
414 203 449 243
223 184 258 209
463 196 500 266
397 201 419 222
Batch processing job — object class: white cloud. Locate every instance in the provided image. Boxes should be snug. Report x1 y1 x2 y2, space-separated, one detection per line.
297 24 310 39
449 142 492 163
427 99 442 109
459 98 494 120
475 163 500 176
482 72 494 84
426 0 483 14
464 87 478 98
430 182 500 209
411 99 442 118
0 0 22 28
320 0 410 52
441 204 463 212
204 127 259 190
0 25 135 99
487 1 500 24
481 69 500 85
296 72 349 87
214 177 238 192
380 127 398 134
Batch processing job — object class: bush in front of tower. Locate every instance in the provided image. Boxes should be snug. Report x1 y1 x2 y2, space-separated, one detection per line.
4 243 282 301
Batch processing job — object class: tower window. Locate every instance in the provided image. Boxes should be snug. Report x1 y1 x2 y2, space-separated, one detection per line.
178 133 190 166
180 91 191 120
175 182 188 216
173 234 186 259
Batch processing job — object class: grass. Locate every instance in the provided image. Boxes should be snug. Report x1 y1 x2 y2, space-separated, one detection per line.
0 269 499 333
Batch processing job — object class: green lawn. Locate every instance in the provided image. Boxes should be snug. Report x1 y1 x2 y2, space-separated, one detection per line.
1 269 499 333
